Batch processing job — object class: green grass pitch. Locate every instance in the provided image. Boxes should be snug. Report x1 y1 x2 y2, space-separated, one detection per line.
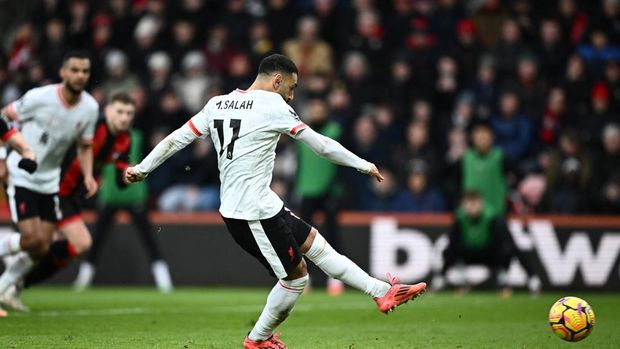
0 287 618 348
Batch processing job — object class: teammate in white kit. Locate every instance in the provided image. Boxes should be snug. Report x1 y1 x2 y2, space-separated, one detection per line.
0 51 99 315
125 54 426 348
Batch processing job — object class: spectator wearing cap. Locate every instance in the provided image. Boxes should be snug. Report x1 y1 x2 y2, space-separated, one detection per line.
546 129 592 213
450 18 484 84
173 51 217 114
490 90 533 163
593 123 620 212
405 15 438 90
283 16 333 77
101 49 140 100
91 13 112 50
580 81 616 149
391 160 445 213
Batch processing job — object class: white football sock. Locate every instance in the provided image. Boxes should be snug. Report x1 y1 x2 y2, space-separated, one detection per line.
0 233 21 257
151 260 173 293
73 262 95 292
0 252 33 295
248 275 308 341
304 232 390 298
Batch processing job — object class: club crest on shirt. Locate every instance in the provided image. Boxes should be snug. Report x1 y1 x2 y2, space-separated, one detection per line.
75 121 82 129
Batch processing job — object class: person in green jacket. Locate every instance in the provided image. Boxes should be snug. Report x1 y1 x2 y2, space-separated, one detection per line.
73 127 173 293
461 121 508 214
295 98 345 295
432 191 541 295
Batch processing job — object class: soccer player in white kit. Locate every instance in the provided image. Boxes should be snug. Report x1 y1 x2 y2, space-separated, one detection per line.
125 54 426 348
0 51 99 315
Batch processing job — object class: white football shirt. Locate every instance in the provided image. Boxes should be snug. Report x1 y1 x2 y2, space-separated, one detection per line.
188 89 306 220
5 84 99 194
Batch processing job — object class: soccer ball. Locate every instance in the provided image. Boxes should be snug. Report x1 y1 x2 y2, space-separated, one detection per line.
548 296 595 342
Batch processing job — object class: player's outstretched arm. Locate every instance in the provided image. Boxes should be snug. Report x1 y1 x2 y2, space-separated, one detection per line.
296 126 384 182
0 117 37 174
125 124 198 183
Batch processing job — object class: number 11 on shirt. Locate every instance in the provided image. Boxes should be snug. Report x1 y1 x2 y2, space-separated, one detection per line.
214 119 241 159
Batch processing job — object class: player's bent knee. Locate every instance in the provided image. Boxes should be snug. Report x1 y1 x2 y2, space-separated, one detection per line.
286 258 308 280
304 230 332 261
21 236 49 255
299 227 318 253
71 234 92 254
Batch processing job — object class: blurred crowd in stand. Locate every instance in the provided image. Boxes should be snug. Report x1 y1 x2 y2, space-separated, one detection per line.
2 0 620 214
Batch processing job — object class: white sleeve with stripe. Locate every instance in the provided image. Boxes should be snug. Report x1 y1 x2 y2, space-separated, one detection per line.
133 110 210 176
296 126 372 173
270 100 307 138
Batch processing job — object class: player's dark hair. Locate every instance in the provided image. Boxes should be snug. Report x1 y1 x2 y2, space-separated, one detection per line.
258 54 298 76
62 50 90 65
109 92 136 106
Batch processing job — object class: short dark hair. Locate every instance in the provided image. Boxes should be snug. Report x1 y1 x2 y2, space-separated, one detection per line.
470 119 492 133
258 54 298 76
109 92 135 106
62 50 90 65
462 190 482 200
